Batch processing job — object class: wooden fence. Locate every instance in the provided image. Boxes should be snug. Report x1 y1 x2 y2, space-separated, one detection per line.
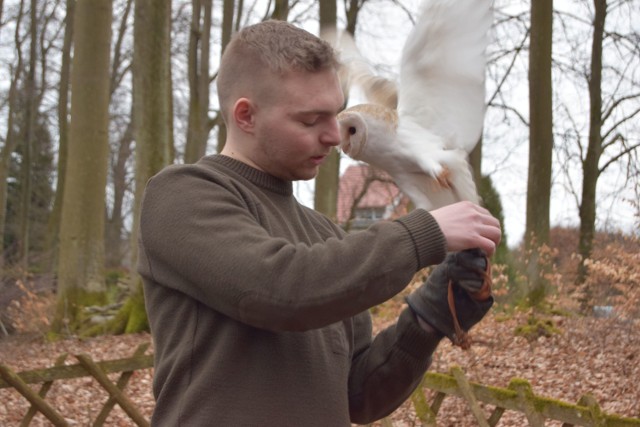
0 343 153 426
406 366 640 427
1 345 639 426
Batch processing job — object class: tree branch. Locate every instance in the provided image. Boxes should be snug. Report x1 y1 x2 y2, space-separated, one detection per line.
599 137 640 174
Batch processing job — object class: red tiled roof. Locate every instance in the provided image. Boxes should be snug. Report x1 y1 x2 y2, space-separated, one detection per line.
337 164 410 224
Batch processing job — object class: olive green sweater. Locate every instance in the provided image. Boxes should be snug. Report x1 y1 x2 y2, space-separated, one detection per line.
138 155 447 426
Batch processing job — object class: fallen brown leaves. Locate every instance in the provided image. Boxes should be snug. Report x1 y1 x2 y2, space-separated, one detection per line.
0 311 639 426
0 333 154 426
372 310 640 426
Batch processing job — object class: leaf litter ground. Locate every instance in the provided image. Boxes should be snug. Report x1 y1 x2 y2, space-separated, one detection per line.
0 311 638 426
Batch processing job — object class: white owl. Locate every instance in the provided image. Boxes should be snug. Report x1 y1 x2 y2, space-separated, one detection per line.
336 0 493 211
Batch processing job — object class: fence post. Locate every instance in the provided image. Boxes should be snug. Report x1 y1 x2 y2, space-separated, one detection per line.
92 343 150 426
21 353 69 426
508 378 545 427
75 354 150 427
560 395 607 427
0 363 69 426
451 366 491 427
410 376 438 426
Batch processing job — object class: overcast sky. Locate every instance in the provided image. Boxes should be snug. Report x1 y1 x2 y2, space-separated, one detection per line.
295 0 639 248
0 0 637 248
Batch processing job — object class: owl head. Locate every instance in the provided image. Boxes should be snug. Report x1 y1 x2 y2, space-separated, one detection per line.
337 103 398 161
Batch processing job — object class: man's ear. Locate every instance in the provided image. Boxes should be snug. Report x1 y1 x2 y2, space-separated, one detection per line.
233 98 255 133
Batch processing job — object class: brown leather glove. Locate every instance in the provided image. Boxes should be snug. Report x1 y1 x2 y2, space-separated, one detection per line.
406 248 493 349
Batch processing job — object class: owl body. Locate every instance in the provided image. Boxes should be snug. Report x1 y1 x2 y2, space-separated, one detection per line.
336 0 492 211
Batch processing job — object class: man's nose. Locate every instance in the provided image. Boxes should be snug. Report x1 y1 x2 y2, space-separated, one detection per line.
321 118 341 147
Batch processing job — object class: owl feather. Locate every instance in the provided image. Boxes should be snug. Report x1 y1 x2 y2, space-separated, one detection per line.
336 0 493 211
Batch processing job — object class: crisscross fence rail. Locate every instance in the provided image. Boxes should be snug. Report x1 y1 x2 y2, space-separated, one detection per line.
0 343 153 426
403 365 640 427
2 347 639 426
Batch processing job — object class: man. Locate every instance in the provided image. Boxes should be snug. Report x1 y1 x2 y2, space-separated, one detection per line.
138 20 501 426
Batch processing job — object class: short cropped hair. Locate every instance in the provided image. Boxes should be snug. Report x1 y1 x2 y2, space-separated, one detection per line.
217 20 339 123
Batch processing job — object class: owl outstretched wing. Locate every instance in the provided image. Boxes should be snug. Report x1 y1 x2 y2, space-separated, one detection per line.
335 0 493 211
325 28 398 109
397 0 492 156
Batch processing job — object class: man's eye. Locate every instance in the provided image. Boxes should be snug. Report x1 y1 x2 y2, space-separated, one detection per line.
300 116 319 126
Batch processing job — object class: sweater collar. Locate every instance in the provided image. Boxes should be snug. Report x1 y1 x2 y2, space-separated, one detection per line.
203 154 294 196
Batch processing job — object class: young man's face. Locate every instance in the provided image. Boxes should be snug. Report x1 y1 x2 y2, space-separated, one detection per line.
248 68 345 181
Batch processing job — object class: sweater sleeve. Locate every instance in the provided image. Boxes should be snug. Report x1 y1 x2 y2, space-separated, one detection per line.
139 164 446 332
347 308 442 424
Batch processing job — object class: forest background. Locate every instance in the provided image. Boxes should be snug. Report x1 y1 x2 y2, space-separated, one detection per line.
0 0 639 424
0 0 638 401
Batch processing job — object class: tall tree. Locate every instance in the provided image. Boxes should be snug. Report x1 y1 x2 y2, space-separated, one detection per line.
118 0 172 333
105 0 135 268
556 0 640 290
44 0 75 272
216 0 236 153
0 0 26 270
469 138 483 189
577 0 606 285
16 0 39 270
88 0 172 336
183 0 212 163
572 0 640 285
271 0 288 20
131 0 172 258
313 0 340 219
525 0 553 306
105 117 133 268
53 0 112 334
344 0 366 35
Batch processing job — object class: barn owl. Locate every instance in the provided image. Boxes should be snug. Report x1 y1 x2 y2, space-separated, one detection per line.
336 0 493 211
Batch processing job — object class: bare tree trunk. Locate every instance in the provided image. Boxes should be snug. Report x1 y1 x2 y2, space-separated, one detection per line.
115 0 172 334
0 85 18 270
216 0 235 153
45 0 75 273
344 0 366 36
525 0 553 306
104 0 135 269
314 0 339 220
577 0 606 287
53 0 112 334
130 0 172 279
17 0 39 271
271 0 288 20
105 118 133 269
0 0 26 270
469 137 482 191
109 0 133 97
184 0 212 163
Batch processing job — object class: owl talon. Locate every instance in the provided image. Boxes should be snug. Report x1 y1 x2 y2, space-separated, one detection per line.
435 167 452 189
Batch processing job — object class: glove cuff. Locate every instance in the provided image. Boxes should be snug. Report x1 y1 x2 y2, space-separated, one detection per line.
406 287 494 349
405 294 447 340
396 308 443 361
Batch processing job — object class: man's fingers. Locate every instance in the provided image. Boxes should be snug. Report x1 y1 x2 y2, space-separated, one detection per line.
429 201 502 255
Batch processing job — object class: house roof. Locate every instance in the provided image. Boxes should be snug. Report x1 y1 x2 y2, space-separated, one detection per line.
337 164 409 225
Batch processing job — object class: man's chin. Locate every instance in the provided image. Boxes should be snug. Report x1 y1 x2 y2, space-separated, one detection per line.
294 167 319 181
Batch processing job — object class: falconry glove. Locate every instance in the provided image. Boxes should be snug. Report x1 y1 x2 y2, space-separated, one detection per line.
406 248 493 349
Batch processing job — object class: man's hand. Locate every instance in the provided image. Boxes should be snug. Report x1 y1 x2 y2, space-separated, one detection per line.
430 201 501 257
406 248 493 348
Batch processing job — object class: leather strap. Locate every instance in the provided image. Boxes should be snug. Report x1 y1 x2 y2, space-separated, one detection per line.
447 255 492 350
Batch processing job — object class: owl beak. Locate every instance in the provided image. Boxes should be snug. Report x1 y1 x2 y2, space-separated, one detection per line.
340 132 352 155
337 113 362 158
337 121 351 154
